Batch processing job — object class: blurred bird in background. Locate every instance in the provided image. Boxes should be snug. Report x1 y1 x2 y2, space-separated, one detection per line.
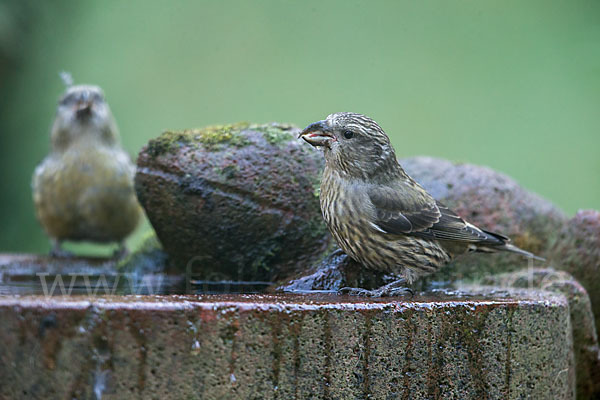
300 112 543 296
32 74 142 257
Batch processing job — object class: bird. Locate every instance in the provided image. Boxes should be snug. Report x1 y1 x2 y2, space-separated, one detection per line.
299 112 543 296
32 80 142 258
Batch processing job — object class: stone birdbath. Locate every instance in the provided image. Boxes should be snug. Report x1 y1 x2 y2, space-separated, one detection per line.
1 123 598 399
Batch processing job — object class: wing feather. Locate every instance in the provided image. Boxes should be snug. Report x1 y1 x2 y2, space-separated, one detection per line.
368 185 504 246
368 184 440 234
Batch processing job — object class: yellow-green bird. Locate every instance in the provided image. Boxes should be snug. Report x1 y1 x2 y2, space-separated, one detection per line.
32 83 142 257
299 112 543 296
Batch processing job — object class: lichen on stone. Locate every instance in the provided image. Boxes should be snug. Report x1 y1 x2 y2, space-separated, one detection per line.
146 131 194 157
146 122 251 156
251 123 296 145
194 122 251 149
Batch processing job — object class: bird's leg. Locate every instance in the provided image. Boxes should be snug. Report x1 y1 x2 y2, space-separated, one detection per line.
338 278 414 297
113 242 129 260
49 239 73 258
379 279 415 297
330 247 346 257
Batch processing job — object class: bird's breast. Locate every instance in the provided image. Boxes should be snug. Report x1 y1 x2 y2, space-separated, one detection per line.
320 171 373 259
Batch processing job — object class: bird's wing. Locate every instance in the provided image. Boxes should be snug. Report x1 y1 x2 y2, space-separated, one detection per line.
368 185 504 245
418 203 504 243
367 183 441 234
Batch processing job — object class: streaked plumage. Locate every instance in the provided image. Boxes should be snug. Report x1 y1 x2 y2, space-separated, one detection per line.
299 112 541 289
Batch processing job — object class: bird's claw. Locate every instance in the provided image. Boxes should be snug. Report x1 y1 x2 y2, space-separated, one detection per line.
330 248 346 257
338 283 414 298
338 287 378 297
49 240 73 258
50 248 74 258
384 286 414 297
113 245 129 260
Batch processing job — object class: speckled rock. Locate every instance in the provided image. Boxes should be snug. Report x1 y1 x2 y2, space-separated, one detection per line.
135 123 330 282
401 156 566 282
482 268 600 399
0 290 574 399
549 210 600 336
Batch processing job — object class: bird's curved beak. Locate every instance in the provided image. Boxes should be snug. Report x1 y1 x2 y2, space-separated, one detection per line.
76 101 93 117
298 120 336 147
75 91 93 118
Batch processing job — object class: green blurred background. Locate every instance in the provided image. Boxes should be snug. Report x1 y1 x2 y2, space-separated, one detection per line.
1 0 598 254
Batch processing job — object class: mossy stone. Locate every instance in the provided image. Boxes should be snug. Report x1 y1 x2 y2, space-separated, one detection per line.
146 122 252 157
135 122 330 282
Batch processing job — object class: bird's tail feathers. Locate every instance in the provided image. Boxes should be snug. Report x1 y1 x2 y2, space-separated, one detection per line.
477 229 545 262
501 243 546 262
477 242 545 262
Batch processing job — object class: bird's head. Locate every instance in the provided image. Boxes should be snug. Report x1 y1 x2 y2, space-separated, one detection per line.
51 85 118 150
299 112 400 180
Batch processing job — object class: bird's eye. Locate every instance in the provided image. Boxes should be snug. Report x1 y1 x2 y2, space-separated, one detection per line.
343 130 354 139
59 94 75 106
92 92 104 103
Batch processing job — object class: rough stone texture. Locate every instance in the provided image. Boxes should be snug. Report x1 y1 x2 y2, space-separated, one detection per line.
0 290 574 399
482 268 600 399
401 156 566 282
549 210 600 335
135 123 330 282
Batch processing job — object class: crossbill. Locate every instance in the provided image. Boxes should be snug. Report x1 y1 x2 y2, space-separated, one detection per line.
300 112 542 295
32 83 142 257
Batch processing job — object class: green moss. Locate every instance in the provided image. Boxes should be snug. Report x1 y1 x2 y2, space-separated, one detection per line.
146 122 251 156
195 122 251 148
251 123 295 145
145 122 298 157
146 130 194 157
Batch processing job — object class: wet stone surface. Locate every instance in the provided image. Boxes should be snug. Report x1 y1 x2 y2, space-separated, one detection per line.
0 289 574 399
482 268 600 400
0 254 184 296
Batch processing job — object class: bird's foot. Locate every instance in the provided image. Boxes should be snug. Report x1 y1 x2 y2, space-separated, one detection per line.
330 248 346 257
338 279 414 298
113 244 129 260
50 248 74 258
49 240 73 258
382 286 414 297
338 287 380 297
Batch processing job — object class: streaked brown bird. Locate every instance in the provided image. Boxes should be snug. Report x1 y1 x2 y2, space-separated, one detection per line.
32 83 142 257
299 112 543 296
